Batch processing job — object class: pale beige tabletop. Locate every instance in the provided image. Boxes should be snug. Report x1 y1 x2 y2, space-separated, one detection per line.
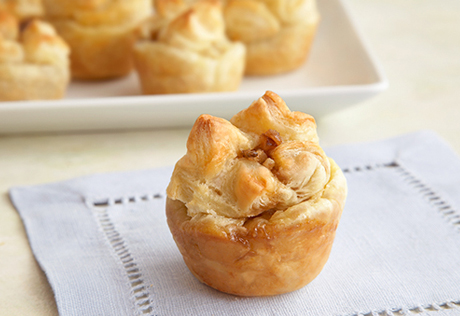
1 0 459 315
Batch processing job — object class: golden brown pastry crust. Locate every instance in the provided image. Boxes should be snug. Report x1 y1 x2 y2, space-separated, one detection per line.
0 0 43 20
166 91 347 296
0 11 70 101
133 0 245 94
223 0 320 75
43 0 151 79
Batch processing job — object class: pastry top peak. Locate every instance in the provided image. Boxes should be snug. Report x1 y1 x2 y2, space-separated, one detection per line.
167 91 331 219
158 0 226 51
140 0 230 56
0 11 69 65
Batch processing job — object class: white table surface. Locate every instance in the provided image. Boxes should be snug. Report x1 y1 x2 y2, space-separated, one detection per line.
1 0 459 315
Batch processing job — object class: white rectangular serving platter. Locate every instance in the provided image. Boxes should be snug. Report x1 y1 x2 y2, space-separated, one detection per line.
0 0 387 134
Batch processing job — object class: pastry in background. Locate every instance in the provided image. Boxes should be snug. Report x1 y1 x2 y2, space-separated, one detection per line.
223 0 320 75
133 0 245 94
0 11 70 101
166 91 347 296
42 0 151 80
0 0 43 20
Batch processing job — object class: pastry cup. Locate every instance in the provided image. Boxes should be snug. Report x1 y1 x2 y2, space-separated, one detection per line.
0 13 70 101
43 0 151 79
166 91 347 296
49 18 141 80
224 0 320 75
133 0 246 94
166 159 346 296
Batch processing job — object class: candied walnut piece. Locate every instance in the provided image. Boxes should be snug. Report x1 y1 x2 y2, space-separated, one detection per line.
241 148 268 164
241 149 258 159
259 129 282 154
239 129 282 169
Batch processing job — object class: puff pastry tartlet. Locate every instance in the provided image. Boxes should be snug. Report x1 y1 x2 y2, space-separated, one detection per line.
223 0 320 75
42 0 151 79
133 0 245 94
166 91 347 296
0 11 70 101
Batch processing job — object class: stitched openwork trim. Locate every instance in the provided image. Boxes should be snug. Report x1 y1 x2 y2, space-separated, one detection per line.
342 162 460 232
393 164 460 231
342 162 460 316
342 301 460 316
89 193 163 316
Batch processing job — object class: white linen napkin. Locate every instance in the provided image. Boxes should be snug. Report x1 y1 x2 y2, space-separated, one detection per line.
10 131 460 316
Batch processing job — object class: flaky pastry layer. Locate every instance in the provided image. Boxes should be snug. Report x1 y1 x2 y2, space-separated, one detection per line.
166 91 347 296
